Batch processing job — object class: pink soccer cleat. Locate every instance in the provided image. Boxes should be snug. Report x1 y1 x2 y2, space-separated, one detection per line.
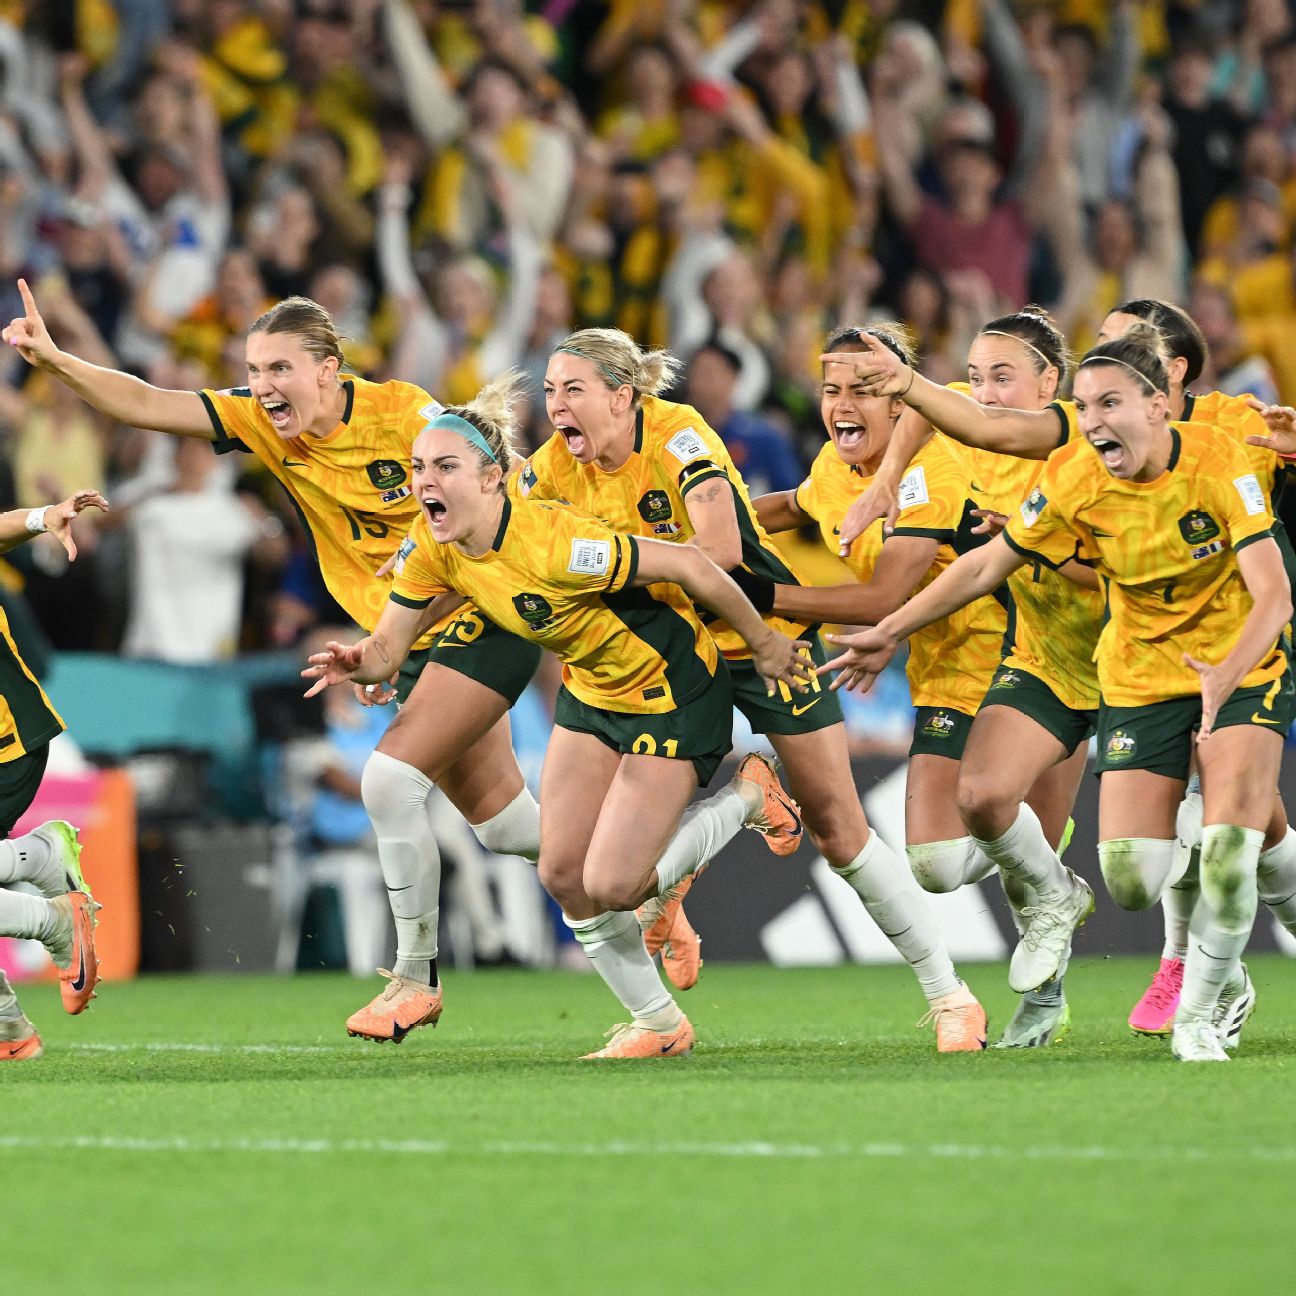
1129 957 1183 1036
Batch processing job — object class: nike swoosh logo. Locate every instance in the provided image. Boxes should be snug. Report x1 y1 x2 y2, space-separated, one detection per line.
70 944 87 993
282 457 307 468
660 1032 684 1054
791 698 822 716
1252 712 1283 726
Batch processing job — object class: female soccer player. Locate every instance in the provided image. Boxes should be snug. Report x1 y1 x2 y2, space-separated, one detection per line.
751 318 1097 1048
0 487 107 1058
823 327 1292 1062
826 298 1296 1040
2 280 544 1043
303 375 811 1059
522 328 988 1051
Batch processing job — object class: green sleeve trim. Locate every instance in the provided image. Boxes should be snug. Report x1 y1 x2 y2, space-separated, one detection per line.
1004 529 1075 572
889 526 956 542
1234 528 1275 554
390 591 433 610
622 536 640 587
678 465 728 497
1047 402 1069 448
199 391 250 456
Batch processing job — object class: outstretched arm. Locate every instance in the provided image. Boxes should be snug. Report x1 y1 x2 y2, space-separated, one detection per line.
301 599 429 696
0 489 108 560
2 278 213 437
820 534 1026 692
819 335 1063 458
632 538 814 695
772 535 940 625
1190 537 1292 741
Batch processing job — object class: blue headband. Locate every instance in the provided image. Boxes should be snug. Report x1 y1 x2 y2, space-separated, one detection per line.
424 412 499 464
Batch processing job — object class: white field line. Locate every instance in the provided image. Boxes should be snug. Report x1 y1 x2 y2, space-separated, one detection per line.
0 1133 1294 1164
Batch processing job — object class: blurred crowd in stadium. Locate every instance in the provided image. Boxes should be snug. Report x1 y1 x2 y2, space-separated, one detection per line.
0 0 1293 675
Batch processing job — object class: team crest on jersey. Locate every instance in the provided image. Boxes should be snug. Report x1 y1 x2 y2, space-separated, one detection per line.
367 460 407 491
1019 487 1048 527
1178 510 1220 545
990 670 1021 690
921 711 957 738
1105 730 1137 762
519 463 538 496
513 592 556 630
637 489 673 524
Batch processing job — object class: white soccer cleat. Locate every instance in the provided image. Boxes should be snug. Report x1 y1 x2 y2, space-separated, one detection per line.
1171 1019 1230 1062
1212 963 1256 1051
1008 871 1094 994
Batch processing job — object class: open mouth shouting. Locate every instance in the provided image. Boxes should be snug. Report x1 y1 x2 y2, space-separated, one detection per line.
555 423 589 458
262 399 292 431
421 492 449 533
1088 436 1126 474
833 421 866 455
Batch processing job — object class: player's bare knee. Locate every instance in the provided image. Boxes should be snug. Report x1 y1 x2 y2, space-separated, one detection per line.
583 873 641 914
801 802 868 868
537 855 585 910
955 781 1012 843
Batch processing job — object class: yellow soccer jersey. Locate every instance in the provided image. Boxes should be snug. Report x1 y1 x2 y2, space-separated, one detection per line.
795 435 1005 714
202 376 443 644
519 396 811 658
0 606 64 764
942 391 1103 712
389 496 720 714
1005 422 1285 707
1180 388 1283 499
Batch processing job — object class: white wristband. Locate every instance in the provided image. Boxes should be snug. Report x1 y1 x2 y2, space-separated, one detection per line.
25 507 49 535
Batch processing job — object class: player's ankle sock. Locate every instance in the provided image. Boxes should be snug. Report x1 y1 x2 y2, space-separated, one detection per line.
0 888 62 948
834 831 961 999
973 804 1070 903
905 837 995 893
1026 975 1064 1007
0 832 56 892
393 957 437 987
361 752 441 976
653 785 747 893
1161 861 1197 961
1179 825 1262 1022
565 910 680 1027
1257 825 1296 935
471 787 541 863
0 970 21 1021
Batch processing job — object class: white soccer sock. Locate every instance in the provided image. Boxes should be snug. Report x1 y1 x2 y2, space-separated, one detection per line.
1098 838 1176 910
0 887 60 945
1179 825 1262 1023
564 909 681 1029
905 837 996 893
1161 861 1198 962
653 785 748 895
1257 824 1296 936
360 751 441 982
973 804 1070 903
835 831 961 1001
0 832 55 891
0 969 21 1021
471 787 541 863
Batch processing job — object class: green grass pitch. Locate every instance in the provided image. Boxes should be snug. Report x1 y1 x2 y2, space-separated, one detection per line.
5 956 1294 1295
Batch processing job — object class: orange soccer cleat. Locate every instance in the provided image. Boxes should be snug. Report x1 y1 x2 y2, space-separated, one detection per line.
53 892 101 1015
638 876 702 990
0 1017 43 1061
735 753 803 856
918 992 988 1053
346 970 443 1043
581 1015 695 1060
